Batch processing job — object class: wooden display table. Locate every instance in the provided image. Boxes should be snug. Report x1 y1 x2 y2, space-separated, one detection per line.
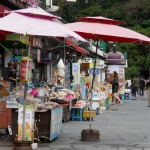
11 107 63 141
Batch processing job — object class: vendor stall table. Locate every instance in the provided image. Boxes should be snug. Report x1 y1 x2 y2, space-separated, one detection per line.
11 106 63 141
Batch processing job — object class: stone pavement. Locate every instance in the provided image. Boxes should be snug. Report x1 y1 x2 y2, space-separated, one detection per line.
0 91 150 150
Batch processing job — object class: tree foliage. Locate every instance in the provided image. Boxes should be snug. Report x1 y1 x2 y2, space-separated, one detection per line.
52 0 150 78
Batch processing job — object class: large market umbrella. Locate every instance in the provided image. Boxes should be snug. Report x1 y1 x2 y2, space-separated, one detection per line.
0 13 87 43
65 22 150 44
0 9 88 142
79 16 124 25
1 6 60 19
65 17 150 140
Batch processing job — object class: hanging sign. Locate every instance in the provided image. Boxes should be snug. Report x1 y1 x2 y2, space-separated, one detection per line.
20 57 32 83
18 104 34 141
41 50 51 63
72 63 80 84
37 49 41 63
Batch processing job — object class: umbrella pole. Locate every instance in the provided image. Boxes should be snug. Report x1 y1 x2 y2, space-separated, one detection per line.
22 83 27 141
89 40 99 129
22 36 31 141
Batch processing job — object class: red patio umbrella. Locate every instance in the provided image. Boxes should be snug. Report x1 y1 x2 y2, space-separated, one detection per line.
0 13 87 43
65 17 150 135
79 16 124 25
65 22 150 44
1 6 60 19
0 9 88 142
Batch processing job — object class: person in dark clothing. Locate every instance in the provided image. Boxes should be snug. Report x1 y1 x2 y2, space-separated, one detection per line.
140 77 145 97
131 78 134 96
8 69 17 91
112 71 122 105
133 76 140 97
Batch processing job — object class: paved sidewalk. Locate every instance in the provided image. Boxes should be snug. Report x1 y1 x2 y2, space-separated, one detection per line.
0 91 150 150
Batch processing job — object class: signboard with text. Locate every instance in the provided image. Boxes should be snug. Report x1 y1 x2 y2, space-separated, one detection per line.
41 50 51 63
107 65 125 89
18 104 34 141
50 107 63 141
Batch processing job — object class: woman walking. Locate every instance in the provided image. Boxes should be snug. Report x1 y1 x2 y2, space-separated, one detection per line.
112 71 122 105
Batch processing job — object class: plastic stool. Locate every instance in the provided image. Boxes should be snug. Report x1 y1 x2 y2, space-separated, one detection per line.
124 93 130 100
72 108 83 121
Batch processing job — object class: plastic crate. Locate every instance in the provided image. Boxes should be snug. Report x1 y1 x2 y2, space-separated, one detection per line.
83 111 95 118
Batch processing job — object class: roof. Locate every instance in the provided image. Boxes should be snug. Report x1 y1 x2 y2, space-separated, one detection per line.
88 45 108 59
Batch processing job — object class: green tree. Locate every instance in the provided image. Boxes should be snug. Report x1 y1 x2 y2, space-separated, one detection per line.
125 65 140 79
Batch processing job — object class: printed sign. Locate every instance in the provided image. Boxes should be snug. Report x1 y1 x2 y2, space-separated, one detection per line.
20 58 32 83
89 68 99 75
107 65 125 89
72 63 80 84
41 50 51 63
72 64 79 74
50 107 63 141
18 104 34 141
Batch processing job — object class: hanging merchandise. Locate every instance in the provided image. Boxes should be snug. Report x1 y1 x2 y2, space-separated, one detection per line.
37 49 41 63
57 59 65 86
20 57 32 83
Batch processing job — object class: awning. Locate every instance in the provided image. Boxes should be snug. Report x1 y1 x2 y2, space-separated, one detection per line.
88 45 108 60
66 39 87 54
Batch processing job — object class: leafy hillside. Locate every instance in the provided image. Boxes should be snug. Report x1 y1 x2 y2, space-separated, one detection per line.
45 0 150 78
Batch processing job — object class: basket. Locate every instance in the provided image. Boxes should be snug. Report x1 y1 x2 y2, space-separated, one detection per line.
83 111 95 118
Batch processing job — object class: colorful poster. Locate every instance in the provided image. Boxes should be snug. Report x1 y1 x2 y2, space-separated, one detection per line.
72 63 80 84
18 104 34 141
20 57 32 83
50 107 63 141
72 64 79 74
100 91 107 107
89 68 99 75
107 65 125 89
